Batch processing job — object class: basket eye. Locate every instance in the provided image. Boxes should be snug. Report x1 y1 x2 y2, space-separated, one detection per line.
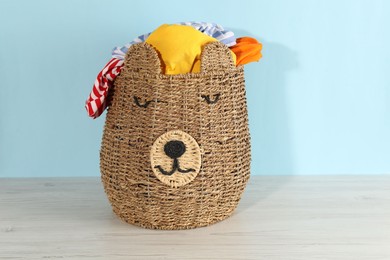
201 94 220 104
133 96 153 108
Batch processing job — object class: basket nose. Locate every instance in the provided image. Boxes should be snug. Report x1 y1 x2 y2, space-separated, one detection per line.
164 140 186 159
150 130 202 188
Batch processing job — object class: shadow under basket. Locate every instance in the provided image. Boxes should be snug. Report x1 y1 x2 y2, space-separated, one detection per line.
100 42 251 230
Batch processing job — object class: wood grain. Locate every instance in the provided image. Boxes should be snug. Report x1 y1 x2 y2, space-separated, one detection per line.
1 176 389 259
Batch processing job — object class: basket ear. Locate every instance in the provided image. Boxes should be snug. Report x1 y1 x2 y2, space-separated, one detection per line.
121 43 162 74
200 41 236 73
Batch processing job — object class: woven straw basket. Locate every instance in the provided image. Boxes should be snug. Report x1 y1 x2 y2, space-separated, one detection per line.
100 41 251 230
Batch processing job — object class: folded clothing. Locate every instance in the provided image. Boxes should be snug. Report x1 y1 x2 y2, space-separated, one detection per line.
145 24 236 74
112 22 237 60
85 22 262 119
86 22 237 118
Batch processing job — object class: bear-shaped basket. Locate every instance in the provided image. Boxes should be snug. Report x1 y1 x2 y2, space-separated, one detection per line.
100 41 251 230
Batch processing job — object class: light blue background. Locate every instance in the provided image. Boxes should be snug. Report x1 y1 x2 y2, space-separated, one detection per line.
1 0 389 177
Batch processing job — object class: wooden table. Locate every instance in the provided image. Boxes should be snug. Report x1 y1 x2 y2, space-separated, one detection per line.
1 176 389 259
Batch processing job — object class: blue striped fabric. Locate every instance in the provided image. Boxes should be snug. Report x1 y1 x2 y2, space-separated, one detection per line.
112 22 236 60
178 22 236 47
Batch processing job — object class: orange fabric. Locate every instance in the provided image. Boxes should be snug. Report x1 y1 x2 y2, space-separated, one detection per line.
230 37 262 66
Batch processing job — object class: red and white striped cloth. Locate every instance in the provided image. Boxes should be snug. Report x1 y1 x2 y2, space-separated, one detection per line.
85 58 123 118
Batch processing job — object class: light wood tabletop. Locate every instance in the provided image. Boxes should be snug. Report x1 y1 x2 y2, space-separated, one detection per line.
1 175 389 260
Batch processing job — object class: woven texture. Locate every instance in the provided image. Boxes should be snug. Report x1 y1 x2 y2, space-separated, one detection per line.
100 42 251 230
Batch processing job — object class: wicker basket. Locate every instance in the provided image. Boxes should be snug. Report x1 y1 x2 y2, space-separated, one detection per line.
100 41 251 230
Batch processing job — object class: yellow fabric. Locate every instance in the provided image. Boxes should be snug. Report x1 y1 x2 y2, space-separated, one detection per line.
145 24 236 74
